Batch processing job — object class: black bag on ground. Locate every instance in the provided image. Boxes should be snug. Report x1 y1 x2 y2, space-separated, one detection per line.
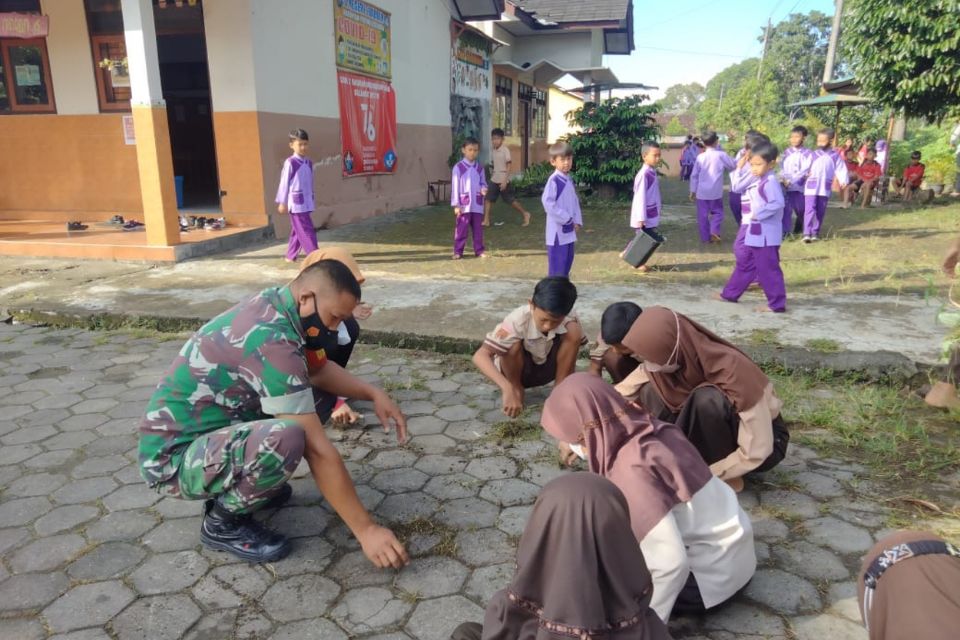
622 228 664 268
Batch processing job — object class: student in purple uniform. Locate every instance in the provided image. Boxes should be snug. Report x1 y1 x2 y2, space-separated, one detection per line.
627 141 665 273
779 125 811 236
802 128 849 243
718 141 787 313
729 130 766 225
276 129 319 263
450 137 489 260
680 134 694 180
689 131 737 243
542 141 583 278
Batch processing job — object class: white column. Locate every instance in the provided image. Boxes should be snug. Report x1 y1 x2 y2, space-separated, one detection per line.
121 0 165 106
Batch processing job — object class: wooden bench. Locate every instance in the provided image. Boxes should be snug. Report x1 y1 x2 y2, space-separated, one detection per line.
427 179 451 205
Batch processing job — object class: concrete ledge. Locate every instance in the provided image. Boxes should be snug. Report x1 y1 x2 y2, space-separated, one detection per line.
6 307 934 385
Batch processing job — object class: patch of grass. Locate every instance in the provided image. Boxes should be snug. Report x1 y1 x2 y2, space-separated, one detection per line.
761 506 807 534
746 328 783 347
758 469 802 492
770 371 960 486
488 417 542 444
805 338 841 353
391 518 458 558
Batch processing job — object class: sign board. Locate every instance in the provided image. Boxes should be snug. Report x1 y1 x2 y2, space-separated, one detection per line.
333 0 391 80
0 12 48 38
451 30 491 100
122 115 136 145
337 71 397 176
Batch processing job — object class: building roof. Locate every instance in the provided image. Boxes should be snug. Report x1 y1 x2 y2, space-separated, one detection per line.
509 0 630 25
788 93 872 108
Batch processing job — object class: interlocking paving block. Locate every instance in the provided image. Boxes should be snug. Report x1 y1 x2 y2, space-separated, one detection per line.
34 505 100 536
262 574 341 622
435 497 500 529
10 533 87 573
42 581 136 633
804 517 875 554
67 542 146 580
464 456 517 481
455 528 516 567
331 587 414 634
268 618 348 640
395 555 470 598
743 569 822 614
131 550 209 595
0 497 52 527
405 595 484 640
0 572 70 612
111 594 202 640
86 510 159 543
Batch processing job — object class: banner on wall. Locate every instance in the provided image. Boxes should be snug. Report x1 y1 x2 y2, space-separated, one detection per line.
0 12 49 38
337 71 397 177
334 0 391 80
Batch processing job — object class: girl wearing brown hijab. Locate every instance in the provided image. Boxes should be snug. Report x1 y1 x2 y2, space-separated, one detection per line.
541 374 755 622
299 248 372 425
614 306 789 490
857 530 960 640
450 473 672 640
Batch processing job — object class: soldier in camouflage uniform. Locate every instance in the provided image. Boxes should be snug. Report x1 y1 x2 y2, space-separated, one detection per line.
139 260 409 567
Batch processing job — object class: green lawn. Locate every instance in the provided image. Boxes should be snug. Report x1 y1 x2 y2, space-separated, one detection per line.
324 176 960 297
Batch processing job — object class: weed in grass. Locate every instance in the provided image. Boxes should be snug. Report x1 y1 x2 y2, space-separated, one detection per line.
805 338 841 353
746 328 782 346
391 518 458 558
488 418 542 444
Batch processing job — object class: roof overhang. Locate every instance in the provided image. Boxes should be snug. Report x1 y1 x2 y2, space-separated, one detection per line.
494 60 618 86
788 93 873 108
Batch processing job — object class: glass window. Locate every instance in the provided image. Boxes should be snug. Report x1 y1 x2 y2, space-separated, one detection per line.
84 0 129 112
0 38 54 112
494 74 512 136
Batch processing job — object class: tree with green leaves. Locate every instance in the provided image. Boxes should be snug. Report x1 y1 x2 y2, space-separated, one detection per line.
762 11 833 110
564 95 660 195
657 82 706 113
842 0 960 121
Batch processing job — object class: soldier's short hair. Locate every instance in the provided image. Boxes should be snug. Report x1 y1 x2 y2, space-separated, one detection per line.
296 259 361 299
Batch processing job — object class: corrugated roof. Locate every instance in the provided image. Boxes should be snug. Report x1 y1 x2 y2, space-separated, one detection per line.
510 0 630 24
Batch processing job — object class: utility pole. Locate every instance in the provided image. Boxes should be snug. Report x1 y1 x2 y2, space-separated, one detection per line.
718 83 725 112
757 18 772 81
822 0 844 85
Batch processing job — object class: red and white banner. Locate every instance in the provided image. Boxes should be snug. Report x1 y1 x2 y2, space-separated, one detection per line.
336 70 398 177
0 12 49 38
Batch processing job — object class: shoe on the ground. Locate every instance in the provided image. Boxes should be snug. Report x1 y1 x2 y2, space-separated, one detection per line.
179 215 190 230
802 235 812 244
810 235 820 242
200 498 291 563
121 220 145 231
194 216 207 229
67 221 88 231
204 217 225 231
108 215 124 225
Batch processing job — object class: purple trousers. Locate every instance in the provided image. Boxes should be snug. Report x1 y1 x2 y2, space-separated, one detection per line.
783 191 804 235
454 212 485 257
721 227 787 312
680 164 692 181
286 211 319 261
729 192 743 225
547 240 575 278
696 198 724 242
803 195 828 238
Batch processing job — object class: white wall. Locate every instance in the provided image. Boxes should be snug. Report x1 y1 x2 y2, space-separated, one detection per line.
204 0 258 112
246 0 451 127
41 0 99 115
504 31 596 69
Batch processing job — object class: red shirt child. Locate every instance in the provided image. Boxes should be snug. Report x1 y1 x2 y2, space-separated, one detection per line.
903 161 925 188
858 159 883 183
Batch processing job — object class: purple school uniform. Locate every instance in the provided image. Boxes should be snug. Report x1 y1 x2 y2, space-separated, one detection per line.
542 170 582 277
691 147 737 241
275 154 318 260
630 164 661 230
803 147 848 238
451 158 488 257
779 146 812 235
721 172 787 312
728 149 758 225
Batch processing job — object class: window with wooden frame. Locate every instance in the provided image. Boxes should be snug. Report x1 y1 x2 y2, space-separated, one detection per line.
84 0 129 112
494 74 512 136
530 87 547 139
0 0 55 113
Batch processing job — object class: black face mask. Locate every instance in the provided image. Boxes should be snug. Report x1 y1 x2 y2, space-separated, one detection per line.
301 296 339 353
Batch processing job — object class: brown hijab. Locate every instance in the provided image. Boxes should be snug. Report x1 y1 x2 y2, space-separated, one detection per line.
541 373 712 541
481 473 672 640
300 247 365 284
620 306 768 413
857 530 960 640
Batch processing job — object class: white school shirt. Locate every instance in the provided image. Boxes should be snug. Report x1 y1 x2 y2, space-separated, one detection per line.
640 476 756 621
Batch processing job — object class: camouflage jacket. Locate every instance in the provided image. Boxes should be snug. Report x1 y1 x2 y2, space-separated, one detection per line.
138 286 317 485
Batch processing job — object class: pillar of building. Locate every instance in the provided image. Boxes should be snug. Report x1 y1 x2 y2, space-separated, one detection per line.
122 0 179 246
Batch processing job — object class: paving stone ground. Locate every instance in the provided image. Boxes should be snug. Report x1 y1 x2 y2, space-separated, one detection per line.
0 323 951 639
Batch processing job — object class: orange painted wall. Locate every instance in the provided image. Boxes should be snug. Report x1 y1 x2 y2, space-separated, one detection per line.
0 114 142 218
211 111 269 227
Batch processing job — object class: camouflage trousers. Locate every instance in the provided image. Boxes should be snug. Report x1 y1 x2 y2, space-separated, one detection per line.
157 420 305 514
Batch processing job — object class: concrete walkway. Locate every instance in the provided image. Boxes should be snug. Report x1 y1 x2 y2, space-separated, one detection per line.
0 251 947 364
0 323 924 639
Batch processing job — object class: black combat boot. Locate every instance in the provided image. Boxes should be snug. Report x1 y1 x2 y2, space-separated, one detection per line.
200 499 291 562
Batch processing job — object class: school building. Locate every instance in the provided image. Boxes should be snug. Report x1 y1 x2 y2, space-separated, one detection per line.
0 0 630 261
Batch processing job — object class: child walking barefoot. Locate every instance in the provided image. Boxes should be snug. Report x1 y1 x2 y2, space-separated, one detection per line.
275 129 319 262
719 141 787 313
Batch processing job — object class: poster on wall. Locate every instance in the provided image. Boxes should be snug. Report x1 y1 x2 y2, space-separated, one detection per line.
337 71 397 177
451 29 491 100
334 0 391 80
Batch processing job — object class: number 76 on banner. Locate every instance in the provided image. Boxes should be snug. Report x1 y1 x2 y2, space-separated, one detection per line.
360 102 377 142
